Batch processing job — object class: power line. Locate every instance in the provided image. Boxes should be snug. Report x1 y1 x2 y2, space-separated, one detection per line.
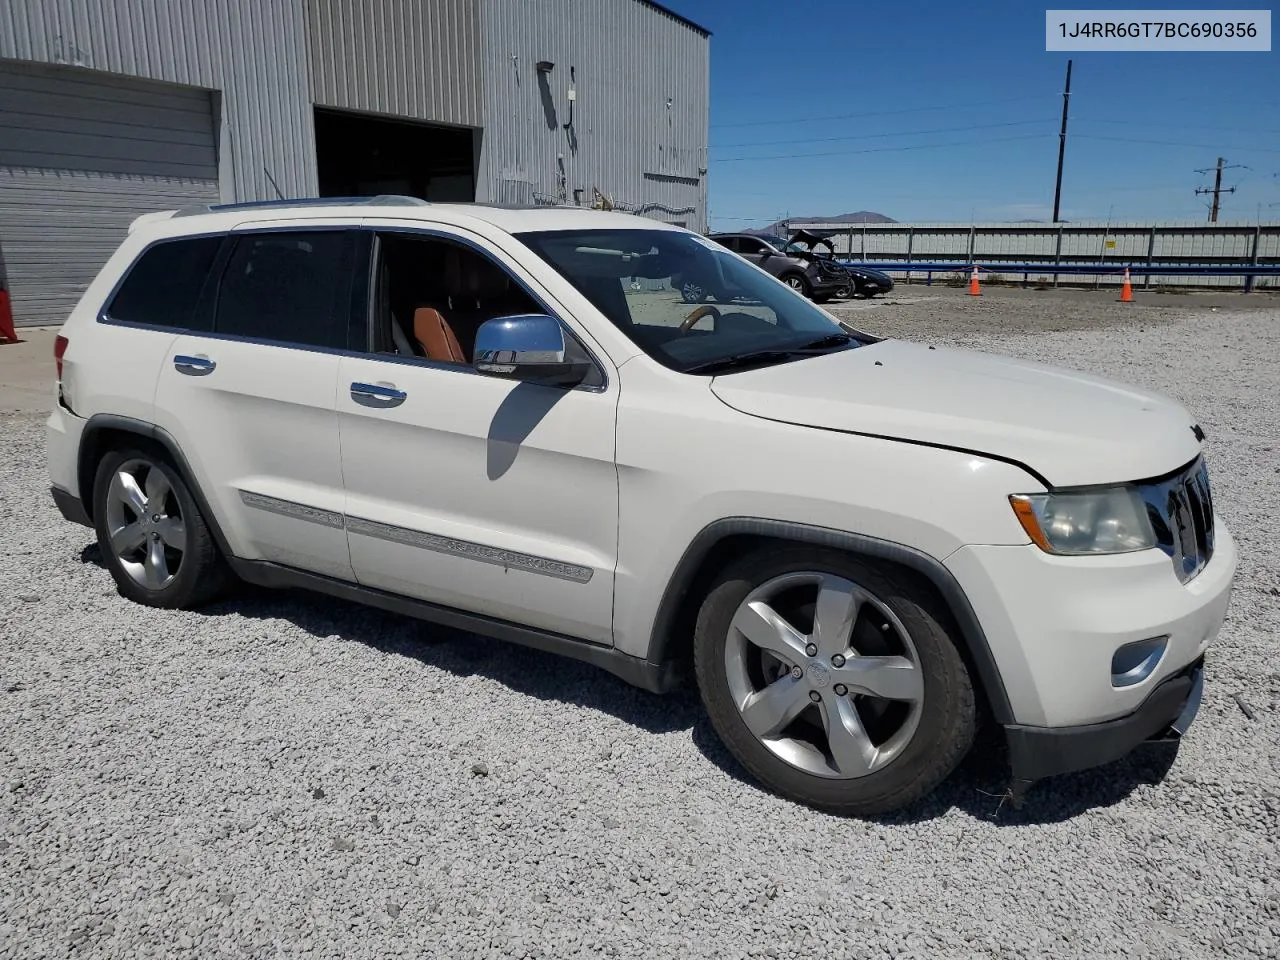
711 118 1055 150
1074 134 1280 153
709 95 1048 129
712 132 1052 163
1076 117 1280 137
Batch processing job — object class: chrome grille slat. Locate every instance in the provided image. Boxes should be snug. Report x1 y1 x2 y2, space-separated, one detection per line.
1138 458 1215 584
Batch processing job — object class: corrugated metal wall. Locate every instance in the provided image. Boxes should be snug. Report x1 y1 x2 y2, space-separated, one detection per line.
307 0 483 128
477 0 709 230
0 0 318 201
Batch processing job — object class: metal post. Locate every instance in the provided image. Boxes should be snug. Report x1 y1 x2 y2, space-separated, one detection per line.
967 225 975 264
861 223 867 261
1247 223 1261 292
1145 226 1156 289
1053 223 1063 287
906 227 914 284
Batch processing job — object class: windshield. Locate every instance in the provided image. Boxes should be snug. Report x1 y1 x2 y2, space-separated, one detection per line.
516 228 861 374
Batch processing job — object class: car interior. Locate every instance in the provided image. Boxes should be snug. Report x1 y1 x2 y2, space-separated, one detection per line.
372 234 542 364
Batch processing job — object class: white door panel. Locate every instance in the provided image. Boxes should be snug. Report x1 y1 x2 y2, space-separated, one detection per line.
152 338 352 580
337 355 618 642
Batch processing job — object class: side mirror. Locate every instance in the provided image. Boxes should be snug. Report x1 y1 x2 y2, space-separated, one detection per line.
473 314 592 387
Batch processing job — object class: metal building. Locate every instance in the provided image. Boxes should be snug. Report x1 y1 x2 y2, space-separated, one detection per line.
0 0 710 325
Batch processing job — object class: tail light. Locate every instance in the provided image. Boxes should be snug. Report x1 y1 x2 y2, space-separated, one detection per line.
54 334 69 380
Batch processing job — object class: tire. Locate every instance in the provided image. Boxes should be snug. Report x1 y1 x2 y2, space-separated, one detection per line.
781 273 811 298
92 447 229 609
694 546 976 816
680 280 708 304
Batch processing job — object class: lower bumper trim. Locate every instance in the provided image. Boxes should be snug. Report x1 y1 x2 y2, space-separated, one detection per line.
51 485 92 528
1004 659 1203 783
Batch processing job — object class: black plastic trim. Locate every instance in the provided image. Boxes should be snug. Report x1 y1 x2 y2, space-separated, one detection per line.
646 517 1015 723
77 414 236 560
227 558 684 694
1004 659 1202 782
50 485 92 528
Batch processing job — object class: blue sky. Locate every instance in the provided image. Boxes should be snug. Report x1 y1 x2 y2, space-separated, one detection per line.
670 0 1280 229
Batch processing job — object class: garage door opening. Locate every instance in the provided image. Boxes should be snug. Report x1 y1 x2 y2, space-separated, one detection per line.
315 108 475 202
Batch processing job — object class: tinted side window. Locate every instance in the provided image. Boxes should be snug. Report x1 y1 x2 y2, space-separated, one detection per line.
214 231 351 349
105 236 222 330
713 236 739 252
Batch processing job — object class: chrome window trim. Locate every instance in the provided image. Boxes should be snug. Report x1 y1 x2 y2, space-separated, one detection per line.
98 221 613 396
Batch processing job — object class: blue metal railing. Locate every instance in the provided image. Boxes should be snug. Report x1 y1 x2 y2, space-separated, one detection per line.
837 260 1280 291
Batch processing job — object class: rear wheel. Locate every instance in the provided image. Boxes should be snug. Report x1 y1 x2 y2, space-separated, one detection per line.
93 448 228 609
694 547 976 815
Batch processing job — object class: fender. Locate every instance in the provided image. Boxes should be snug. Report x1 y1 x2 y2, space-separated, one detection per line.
645 517 1015 723
77 413 237 561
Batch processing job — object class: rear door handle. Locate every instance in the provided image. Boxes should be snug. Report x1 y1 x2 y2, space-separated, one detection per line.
174 354 215 376
350 381 407 408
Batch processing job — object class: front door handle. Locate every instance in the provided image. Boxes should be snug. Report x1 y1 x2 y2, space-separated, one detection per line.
174 354 216 376
350 381 407 408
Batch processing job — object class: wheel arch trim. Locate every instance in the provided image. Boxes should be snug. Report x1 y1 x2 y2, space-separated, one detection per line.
646 517 1015 722
78 414 236 560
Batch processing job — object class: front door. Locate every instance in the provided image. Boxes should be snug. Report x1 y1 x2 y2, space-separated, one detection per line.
335 227 620 643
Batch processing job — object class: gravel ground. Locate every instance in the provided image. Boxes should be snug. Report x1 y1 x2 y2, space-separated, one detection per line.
2 291 1278 959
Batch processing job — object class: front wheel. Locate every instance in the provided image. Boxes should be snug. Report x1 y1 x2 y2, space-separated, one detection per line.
694 547 976 816
781 273 811 298
93 448 228 609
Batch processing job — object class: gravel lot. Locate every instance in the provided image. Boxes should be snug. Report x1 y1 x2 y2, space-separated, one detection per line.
2 288 1278 959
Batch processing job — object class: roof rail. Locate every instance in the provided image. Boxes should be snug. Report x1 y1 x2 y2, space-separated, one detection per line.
171 195 429 218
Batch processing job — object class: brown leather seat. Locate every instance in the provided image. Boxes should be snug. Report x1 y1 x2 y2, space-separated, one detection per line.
409 248 522 363
413 307 465 363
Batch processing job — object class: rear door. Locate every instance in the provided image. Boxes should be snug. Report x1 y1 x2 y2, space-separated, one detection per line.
151 224 359 580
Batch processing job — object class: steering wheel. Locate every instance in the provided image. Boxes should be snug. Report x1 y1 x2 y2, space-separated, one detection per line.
680 303 721 334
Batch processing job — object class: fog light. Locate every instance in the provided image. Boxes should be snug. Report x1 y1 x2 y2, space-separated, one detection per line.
1111 636 1168 687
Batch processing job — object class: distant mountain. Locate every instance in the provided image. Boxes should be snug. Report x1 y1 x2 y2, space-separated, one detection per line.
745 211 897 235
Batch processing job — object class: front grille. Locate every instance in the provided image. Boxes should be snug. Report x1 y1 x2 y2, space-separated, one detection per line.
1137 458 1215 584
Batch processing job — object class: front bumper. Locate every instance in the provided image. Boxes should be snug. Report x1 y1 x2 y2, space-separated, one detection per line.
1005 658 1203 782
945 520 1236 728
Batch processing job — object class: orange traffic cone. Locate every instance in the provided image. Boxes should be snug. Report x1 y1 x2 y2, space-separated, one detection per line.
1119 268 1133 303
967 265 981 296
0 287 17 344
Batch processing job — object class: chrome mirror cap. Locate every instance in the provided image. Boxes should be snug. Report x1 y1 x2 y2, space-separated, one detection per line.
473 314 590 387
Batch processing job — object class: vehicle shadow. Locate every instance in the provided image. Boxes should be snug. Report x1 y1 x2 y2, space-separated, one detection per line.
78 543 1180 821
691 713 1181 825
80 543 702 736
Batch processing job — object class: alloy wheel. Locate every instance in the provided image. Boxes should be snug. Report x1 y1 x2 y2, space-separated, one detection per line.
723 571 924 779
103 458 187 590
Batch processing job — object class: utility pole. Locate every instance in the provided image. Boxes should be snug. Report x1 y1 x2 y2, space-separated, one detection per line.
1195 157 1243 222
1052 59 1072 224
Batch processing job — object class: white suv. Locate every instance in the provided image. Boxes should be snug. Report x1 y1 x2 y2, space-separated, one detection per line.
46 197 1236 814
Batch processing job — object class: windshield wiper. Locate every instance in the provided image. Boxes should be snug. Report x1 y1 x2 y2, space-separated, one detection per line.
684 350 798 375
796 333 853 350
684 334 855 375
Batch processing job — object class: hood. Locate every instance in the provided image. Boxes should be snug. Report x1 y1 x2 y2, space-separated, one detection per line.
709 340 1203 488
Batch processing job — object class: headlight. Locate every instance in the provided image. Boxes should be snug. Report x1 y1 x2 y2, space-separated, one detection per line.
1009 487 1155 555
